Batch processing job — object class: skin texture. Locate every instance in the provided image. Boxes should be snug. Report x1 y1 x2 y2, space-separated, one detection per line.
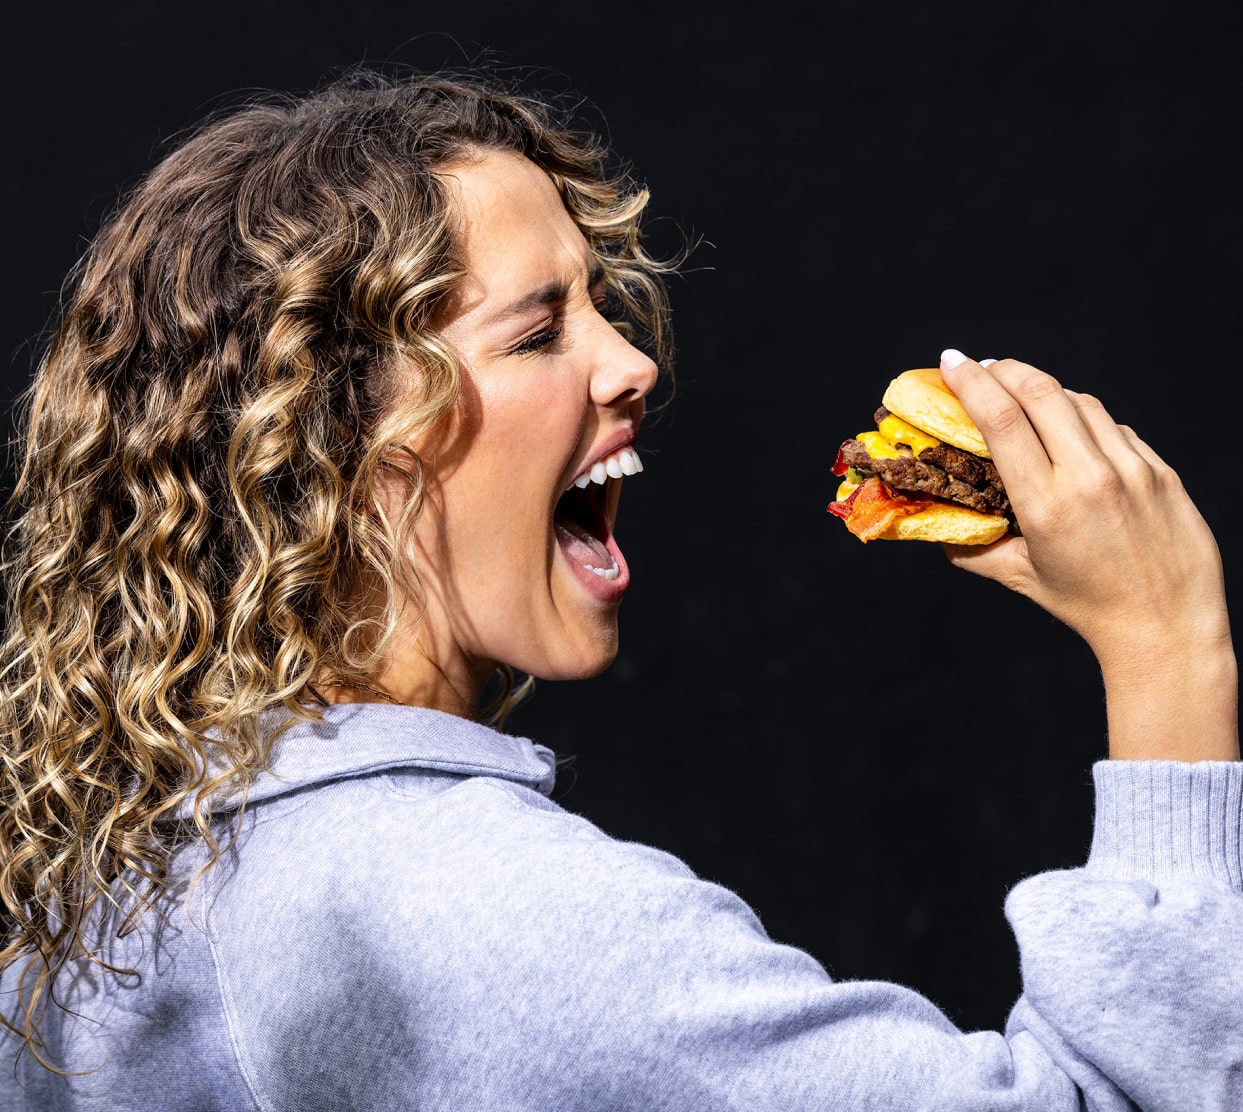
363 150 658 716
940 352 1239 763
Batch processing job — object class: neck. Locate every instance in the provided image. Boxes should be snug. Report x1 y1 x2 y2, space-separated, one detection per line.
371 609 494 718
331 568 493 718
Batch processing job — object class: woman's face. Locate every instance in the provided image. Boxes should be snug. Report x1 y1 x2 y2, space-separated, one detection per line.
382 149 658 712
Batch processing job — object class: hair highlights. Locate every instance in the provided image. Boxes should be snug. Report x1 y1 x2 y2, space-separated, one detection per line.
0 70 675 1063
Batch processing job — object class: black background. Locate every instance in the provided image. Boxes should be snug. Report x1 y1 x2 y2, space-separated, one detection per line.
3 1 1239 1031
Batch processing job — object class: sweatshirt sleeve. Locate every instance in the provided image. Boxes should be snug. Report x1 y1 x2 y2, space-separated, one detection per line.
214 760 1243 1111
1001 760 1243 1111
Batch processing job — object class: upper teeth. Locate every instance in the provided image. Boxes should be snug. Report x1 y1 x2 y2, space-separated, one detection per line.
571 446 643 490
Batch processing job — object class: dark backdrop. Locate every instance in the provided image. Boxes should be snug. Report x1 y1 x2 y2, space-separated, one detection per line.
4 0 1239 1031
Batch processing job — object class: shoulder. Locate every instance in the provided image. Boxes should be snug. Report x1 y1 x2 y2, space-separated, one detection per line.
204 764 816 1109
222 765 732 937
215 703 709 917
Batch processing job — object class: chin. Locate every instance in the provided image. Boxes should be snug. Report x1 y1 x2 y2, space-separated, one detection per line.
525 622 621 683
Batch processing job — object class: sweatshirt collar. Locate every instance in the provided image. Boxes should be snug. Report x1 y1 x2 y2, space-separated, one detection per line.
194 703 557 814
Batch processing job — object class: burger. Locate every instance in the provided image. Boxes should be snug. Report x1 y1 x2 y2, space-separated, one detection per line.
828 367 1016 544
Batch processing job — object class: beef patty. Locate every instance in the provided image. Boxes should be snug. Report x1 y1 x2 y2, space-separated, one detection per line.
839 407 1011 518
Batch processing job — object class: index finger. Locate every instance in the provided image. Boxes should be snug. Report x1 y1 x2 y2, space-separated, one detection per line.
938 349 1094 502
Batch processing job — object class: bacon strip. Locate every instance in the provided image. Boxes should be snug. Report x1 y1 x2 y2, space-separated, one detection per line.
828 477 935 542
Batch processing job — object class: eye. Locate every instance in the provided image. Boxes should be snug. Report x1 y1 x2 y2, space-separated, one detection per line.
593 288 625 325
593 292 630 339
512 324 563 355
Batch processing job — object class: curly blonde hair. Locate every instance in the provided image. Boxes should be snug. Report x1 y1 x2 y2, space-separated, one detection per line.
0 69 674 1063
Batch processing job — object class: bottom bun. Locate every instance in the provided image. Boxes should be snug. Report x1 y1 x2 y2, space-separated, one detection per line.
880 504 1009 544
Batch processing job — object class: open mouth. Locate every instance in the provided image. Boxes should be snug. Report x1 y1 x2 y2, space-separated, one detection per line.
553 445 642 582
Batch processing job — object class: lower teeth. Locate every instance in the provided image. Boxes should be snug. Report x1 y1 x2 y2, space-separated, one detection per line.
584 558 619 581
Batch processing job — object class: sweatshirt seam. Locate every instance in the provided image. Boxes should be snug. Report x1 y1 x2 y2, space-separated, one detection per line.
202 883 272 1112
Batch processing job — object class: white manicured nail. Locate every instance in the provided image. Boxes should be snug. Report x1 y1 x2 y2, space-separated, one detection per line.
941 348 970 369
980 358 997 367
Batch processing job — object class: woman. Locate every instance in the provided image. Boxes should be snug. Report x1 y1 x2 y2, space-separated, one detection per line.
1 71 1239 1109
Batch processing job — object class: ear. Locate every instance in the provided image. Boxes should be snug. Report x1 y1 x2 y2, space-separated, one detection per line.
367 445 430 526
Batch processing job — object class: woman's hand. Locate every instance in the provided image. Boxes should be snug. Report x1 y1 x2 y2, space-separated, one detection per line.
939 349 1238 763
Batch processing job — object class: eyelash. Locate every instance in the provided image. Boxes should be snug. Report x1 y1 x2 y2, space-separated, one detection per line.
513 325 563 355
511 296 616 356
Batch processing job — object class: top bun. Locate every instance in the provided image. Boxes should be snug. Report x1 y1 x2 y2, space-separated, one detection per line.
881 367 991 458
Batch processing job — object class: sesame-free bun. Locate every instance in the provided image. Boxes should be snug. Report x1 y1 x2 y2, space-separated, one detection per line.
880 503 1009 544
881 367 991 458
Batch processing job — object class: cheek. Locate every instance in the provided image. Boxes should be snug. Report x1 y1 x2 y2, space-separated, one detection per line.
436 426 563 561
471 380 583 487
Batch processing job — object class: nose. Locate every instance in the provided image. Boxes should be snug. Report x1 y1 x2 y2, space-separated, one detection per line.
589 316 660 414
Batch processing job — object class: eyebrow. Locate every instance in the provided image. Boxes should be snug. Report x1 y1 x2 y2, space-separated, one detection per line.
488 261 607 325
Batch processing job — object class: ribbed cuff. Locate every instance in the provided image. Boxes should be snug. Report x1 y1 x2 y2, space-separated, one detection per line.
1087 760 1243 887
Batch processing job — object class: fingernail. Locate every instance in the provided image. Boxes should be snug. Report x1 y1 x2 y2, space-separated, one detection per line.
941 348 970 369
980 358 997 367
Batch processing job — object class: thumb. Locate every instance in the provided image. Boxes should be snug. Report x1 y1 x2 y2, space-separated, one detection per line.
942 535 1035 599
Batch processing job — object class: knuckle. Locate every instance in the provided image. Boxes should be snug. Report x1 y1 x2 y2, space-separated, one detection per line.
1082 460 1124 496
1015 370 1062 401
1017 501 1061 540
1118 455 1158 495
977 397 1024 434
1152 458 1185 493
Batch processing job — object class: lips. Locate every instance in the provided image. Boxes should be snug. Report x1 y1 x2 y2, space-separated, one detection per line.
554 443 642 595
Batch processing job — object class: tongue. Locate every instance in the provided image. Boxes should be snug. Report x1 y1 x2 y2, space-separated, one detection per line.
554 515 612 569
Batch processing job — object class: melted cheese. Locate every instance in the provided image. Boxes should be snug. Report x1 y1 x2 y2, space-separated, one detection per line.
856 417 943 461
877 414 942 455
856 431 905 460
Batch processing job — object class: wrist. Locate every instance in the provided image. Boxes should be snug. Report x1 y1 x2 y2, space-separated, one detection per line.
1101 639 1239 762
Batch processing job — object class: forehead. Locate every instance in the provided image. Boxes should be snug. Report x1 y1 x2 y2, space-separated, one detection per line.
439 150 594 311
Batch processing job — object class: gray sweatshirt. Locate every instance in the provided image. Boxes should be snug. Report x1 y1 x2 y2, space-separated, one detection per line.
2 703 1241 1110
